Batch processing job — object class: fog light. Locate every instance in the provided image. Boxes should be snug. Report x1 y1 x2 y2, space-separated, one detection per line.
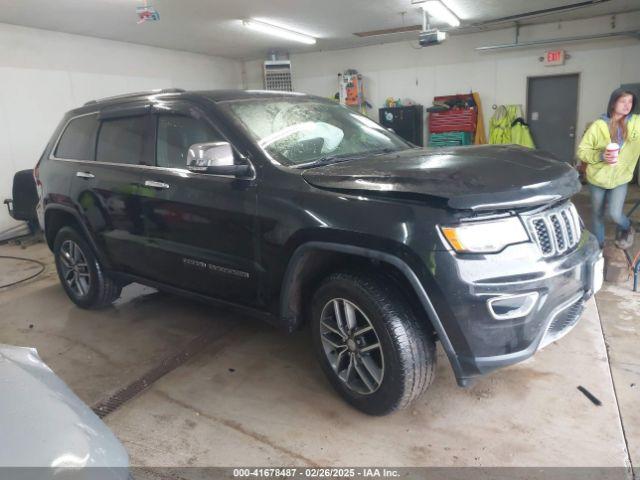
487 292 539 320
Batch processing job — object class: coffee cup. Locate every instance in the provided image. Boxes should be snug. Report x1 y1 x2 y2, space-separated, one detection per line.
605 143 620 164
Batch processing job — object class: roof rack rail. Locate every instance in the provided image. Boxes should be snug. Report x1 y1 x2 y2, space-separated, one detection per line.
84 88 185 106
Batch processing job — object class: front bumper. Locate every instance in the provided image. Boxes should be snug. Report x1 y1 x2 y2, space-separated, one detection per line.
429 229 602 386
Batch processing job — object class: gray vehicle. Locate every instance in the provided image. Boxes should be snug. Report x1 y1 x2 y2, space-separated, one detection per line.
0 344 129 479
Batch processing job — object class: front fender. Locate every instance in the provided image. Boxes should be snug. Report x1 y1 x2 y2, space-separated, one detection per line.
279 241 466 384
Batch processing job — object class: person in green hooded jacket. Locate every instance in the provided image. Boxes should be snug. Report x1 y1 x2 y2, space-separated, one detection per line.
577 88 640 249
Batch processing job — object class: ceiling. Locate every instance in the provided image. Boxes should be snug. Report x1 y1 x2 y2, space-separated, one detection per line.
0 0 637 60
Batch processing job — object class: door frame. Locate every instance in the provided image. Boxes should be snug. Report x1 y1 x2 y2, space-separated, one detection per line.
526 72 581 162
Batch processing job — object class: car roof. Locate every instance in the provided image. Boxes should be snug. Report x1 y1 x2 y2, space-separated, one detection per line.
70 88 326 116
196 89 315 103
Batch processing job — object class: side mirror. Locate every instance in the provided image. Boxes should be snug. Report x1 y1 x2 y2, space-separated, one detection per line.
187 142 251 177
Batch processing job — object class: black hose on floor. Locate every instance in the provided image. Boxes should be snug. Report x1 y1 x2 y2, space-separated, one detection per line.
0 255 46 289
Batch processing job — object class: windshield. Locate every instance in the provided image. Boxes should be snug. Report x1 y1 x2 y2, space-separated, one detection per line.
222 98 413 167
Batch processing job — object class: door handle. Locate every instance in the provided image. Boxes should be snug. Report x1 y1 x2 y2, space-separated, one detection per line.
144 180 170 189
76 171 95 179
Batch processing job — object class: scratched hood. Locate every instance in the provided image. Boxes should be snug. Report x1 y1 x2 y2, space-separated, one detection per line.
302 145 581 211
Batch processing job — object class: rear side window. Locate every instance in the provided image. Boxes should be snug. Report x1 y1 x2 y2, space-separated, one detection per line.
54 114 98 160
156 115 224 169
96 116 151 165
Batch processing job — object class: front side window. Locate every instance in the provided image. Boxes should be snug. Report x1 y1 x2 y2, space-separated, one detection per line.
223 99 411 167
96 116 150 165
156 115 223 169
54 114 99 160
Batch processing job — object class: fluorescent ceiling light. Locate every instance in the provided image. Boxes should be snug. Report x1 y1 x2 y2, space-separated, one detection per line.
242 19 316 45
420 1 460 28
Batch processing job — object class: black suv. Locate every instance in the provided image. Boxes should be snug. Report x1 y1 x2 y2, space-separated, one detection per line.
32 89 603 415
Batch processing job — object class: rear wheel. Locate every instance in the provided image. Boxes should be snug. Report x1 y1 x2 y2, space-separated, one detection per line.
54 227 121 309
311 271 436 415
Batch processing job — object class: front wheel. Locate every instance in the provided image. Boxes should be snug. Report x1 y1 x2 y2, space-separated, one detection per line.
311 272 436 415
53 226 121 309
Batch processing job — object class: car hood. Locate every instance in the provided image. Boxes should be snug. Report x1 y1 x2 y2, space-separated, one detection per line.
301 145 581 211
0 344 129 473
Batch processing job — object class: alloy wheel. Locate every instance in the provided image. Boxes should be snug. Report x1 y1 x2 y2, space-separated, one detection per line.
319 298 385 395
58 240 91 298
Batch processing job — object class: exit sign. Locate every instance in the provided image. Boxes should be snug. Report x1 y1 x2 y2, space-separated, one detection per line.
544 49 566 66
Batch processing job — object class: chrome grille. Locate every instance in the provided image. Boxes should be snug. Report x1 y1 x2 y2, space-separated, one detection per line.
524 202 582 257
550 214 566 252
532 219 552 253
561 210 574 245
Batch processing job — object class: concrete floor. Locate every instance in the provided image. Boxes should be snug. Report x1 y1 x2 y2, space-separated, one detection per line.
0 188 638 472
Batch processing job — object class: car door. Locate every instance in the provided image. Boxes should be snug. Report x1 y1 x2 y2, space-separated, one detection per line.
69 103 154 275
137 101 259 306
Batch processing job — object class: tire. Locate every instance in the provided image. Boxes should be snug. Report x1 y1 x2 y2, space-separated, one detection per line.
53 226 121 309
311 271 436 415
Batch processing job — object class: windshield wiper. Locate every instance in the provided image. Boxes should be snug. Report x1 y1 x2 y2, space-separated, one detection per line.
369 147 401 156
293 153 362 169
293 148 404 169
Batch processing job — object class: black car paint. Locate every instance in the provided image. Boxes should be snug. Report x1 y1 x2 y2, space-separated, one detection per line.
37 90 601 386
301 145 582 211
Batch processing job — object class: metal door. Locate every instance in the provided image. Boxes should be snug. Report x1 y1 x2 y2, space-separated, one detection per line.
70 105 154 276
527 74 579 163
137 101 259 306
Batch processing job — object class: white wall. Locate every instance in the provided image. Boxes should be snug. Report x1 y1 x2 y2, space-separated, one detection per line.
244 12 640 147
0 22 242 237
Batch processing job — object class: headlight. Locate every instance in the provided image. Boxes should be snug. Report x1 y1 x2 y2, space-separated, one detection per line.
440 216 530 253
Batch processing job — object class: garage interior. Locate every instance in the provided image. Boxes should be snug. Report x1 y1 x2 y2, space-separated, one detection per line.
0 0 639 476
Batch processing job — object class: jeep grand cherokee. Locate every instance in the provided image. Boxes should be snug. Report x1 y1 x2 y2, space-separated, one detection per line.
32 89 603 415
